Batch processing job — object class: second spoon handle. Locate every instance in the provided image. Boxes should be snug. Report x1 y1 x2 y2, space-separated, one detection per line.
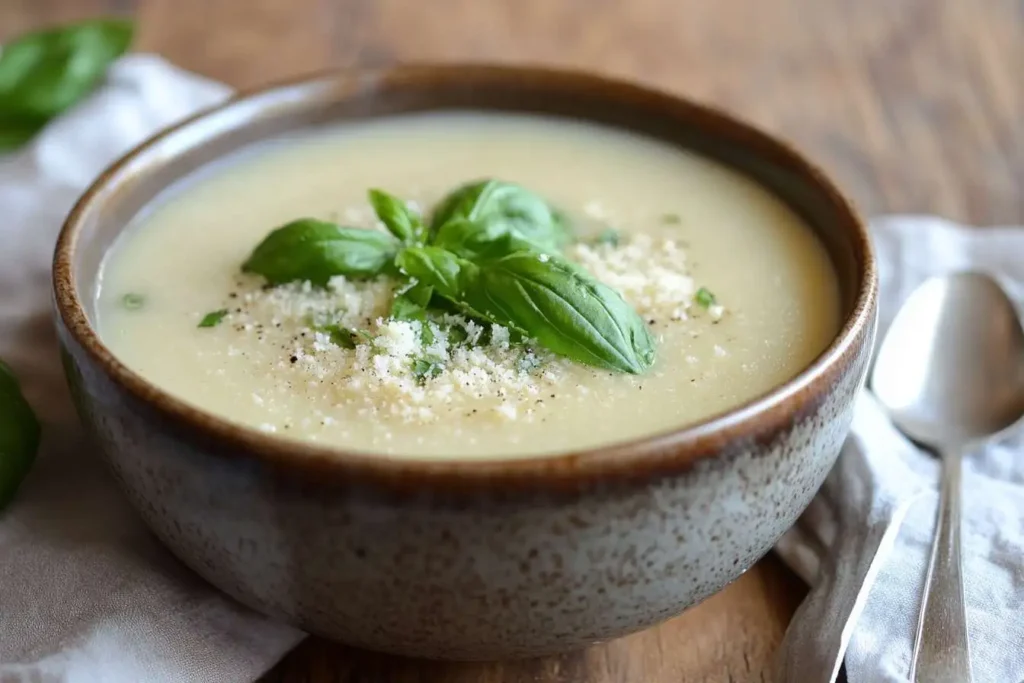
911 446 972 683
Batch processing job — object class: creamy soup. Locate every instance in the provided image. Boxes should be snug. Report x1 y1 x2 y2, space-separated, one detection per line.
97 112 840 458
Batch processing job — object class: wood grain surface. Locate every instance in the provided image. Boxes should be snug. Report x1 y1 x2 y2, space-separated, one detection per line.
3 1 1021 681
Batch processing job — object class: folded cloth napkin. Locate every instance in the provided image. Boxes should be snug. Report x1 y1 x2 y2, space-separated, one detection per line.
776 216 1024 683
2 55 1021 683
0 56 304 683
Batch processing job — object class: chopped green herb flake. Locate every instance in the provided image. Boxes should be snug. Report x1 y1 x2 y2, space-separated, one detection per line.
320 324 358 349
122 293 144 310
446 324 470 346
198 309 229 328
694 287 716 308
661 213 682 224
594 228 620 246
411 357 444 385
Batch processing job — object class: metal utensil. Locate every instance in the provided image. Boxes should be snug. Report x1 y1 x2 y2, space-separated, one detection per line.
871 272 1024 682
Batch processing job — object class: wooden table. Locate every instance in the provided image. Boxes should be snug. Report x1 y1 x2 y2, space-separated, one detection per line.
4 1 1021 680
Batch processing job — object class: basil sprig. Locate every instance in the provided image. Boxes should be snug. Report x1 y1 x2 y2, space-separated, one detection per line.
397 248 654 374
0 359 41 510
0 19 133 151
242 179 656 374
242 218 400 286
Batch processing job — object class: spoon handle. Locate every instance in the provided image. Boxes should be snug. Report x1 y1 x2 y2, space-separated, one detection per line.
911 446 972 682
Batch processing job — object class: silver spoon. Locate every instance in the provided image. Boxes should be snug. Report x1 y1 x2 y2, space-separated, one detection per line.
871 272 1024 683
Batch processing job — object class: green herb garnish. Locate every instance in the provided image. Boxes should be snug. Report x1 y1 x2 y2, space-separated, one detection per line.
397 247 654 374
411 357 444 385
243 180 657 375
694 287 716 308
368 188 425 244
0 19 134 152
198 309 229 328
318 324 359 349
661 213 681 224
122 293 144 310
0 359 41 509
242 218 399 286
429 179 570 252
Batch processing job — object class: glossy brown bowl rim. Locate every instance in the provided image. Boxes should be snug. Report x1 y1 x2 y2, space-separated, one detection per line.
53 63 877 493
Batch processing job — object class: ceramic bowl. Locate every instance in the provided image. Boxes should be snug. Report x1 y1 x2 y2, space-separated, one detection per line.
53 65 877 660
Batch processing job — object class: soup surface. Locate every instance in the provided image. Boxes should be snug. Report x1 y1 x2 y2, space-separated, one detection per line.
97 112 841 458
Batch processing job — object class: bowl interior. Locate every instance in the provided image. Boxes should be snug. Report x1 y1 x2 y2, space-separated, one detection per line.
56 65 874 482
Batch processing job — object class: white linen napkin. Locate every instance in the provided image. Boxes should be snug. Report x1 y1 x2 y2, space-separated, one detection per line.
0 55 304 683
776 216 1024 683
2 54 1021 683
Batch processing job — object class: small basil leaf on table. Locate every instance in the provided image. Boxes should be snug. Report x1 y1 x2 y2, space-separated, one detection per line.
0 19 134 151
429 179 571 252
0 359 41 510
243 218 399 286
368 189 425 244
398 247 655 374
198 309 229 328
0 115 44 151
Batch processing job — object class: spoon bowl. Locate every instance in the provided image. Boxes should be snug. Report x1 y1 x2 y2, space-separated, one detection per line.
872 272 1024 447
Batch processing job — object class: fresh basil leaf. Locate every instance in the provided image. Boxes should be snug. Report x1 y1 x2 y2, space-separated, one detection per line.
433 217 552 261
243 218 399 286
694 287 716 308
429 180 570 251
0 19 133 149
411 357 444 385
0 359 41 509
368 189 424 244
198 309 229 328
398 247 655 374
395 246 477 302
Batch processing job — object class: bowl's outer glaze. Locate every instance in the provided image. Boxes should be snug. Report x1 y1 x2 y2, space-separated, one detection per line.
53 65 877 660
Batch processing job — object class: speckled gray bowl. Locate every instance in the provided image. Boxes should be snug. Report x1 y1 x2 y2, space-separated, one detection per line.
53 65 877 660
